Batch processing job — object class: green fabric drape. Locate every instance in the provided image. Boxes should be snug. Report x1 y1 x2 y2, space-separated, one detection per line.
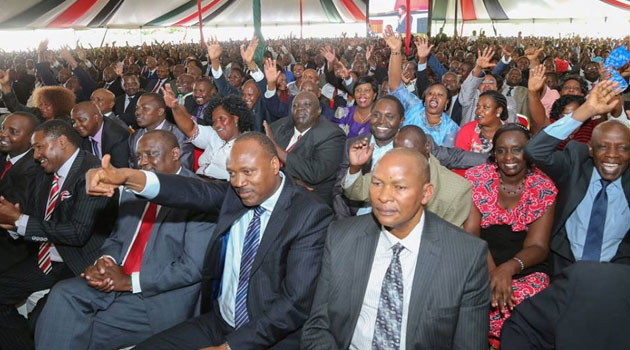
253 0 266 68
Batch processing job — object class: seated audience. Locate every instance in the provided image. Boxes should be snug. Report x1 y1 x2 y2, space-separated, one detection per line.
86 132 333 349
70 101 130 168
114 73 143 129
265 91 346 205
525 80 630 274
35 130 215 349
128 92 193 170
344 125 473 227
301 148 490 349
163 85 252 180
330 76 377 138
463 123 557 348
0 120 115 349
456 91 509 155
90 88 128 129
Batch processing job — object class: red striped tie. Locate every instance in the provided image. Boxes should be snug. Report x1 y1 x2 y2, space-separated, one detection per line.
0 161 12 180
38 174 60 275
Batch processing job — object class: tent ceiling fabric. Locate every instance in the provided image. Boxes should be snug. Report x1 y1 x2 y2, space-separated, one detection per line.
0 0 367 28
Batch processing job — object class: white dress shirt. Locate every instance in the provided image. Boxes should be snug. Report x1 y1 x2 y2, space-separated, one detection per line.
350 213 425 350
15 149 80 263
191 124 234 180
286 127 311 150
5 148 31 165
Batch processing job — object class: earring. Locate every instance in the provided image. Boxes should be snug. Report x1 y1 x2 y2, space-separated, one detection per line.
496 113 500 117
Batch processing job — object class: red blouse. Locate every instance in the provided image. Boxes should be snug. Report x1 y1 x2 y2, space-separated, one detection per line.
465 163 557 231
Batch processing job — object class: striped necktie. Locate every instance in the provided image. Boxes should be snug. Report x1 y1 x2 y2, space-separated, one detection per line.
38 174 60 274
234 206 265 328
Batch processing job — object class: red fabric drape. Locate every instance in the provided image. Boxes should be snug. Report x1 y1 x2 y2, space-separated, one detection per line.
174 0 223 26
47 0 99 27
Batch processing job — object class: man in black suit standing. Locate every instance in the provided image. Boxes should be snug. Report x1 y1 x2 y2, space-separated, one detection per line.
0 112 40 274
525 80 630 274
0 120 116 349
302 148 490 349
71 101 130 168
87 132 333 350
264 91 346 205
115 73 143 129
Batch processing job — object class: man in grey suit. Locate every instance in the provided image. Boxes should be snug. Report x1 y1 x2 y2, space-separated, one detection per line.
128 93 193 170
302 148 490 350
35 130 214 349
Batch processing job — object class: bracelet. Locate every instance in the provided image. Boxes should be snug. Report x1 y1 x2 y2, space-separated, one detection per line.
512 257 525 271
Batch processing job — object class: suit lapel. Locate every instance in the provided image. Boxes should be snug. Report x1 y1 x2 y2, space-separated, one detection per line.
406 213 442 345
58 151 84 198
250 178 294 274
346 218 380 346
276 119 295 148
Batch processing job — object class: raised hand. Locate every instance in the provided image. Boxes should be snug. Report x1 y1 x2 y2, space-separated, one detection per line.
334 61 350 80
348 137 374 173
206 36 223 62
264 59 281 86
240 36 260 66
475 46 496 70
528 64 546 92
383 25 402 52
37 39 48 53
114 62 123 77
365 45 373 63
0 69 11 87
319 45 337 65
525 46 544 64
414 36 434 59
86 155 127 197
581 79 621 117
161 83 179 108
499 44 513 59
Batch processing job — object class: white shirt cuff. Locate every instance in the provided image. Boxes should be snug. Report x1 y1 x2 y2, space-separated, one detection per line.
417 62 427 71
250 69 264 82
15 214 28 235
344 77 354 86
264 88 276 98
131 272 141 293
98 255 117 265
130 170 159 199
501 56 513 64
342 169 362 189
211 66 223 80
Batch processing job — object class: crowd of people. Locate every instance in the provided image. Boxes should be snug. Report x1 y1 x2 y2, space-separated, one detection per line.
0 25 628 349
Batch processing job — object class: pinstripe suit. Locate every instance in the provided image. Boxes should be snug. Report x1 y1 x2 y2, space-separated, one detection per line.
128 120 194 170
134 173 333 350
0 150 116 349
302 212 490 350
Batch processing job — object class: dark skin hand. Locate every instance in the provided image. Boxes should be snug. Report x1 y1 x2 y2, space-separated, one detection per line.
82 257 132 293
0 196 21 230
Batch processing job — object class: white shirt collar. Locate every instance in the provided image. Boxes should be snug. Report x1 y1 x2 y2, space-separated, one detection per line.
57 148 80 179
7 148 31 164
380 211 425 256
259 172 286 213
293 127 311 137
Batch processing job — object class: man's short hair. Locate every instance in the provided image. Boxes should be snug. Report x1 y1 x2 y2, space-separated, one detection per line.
34 119 81 147
141 129 179 150
6 112 40 133
140 92 166 110
235 132 279 160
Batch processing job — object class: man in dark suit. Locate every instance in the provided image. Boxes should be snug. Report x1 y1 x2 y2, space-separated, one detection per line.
501 262 630 349
0 120 115 349
265 91 346 205
102 66 124 97
90 88 128 129
187 78 217 125
128 93 193 170
71 101 130 168
525 80 630 275
114 73 143 129
144 64 171 95
302 148 490 349
0 112 40 274
86 132 333 349
35 130 215 349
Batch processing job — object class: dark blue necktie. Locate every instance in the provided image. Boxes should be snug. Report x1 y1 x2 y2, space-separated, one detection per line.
234 206 265 328
372 243 404 349
582 179 611 261
91 139 101 159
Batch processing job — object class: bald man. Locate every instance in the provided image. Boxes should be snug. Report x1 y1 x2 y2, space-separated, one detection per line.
525 80 630 275
344 125 473 227
90 88 127 129
302 148 489 349
267 91 346 205
36 130 214 350
71 101 130 168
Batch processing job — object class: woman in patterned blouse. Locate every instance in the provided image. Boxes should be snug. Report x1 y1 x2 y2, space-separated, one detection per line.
455 90 509 154
463 123 557 349
331 76 377 139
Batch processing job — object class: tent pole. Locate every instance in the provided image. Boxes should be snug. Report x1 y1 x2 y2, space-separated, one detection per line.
300 0 303 39
365 0 369 37
99 28 109 48
453 0 458 38
427 0 432 36
197 0 205 46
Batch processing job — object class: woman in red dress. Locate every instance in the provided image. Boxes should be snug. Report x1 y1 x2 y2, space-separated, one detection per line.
463 124 557 349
